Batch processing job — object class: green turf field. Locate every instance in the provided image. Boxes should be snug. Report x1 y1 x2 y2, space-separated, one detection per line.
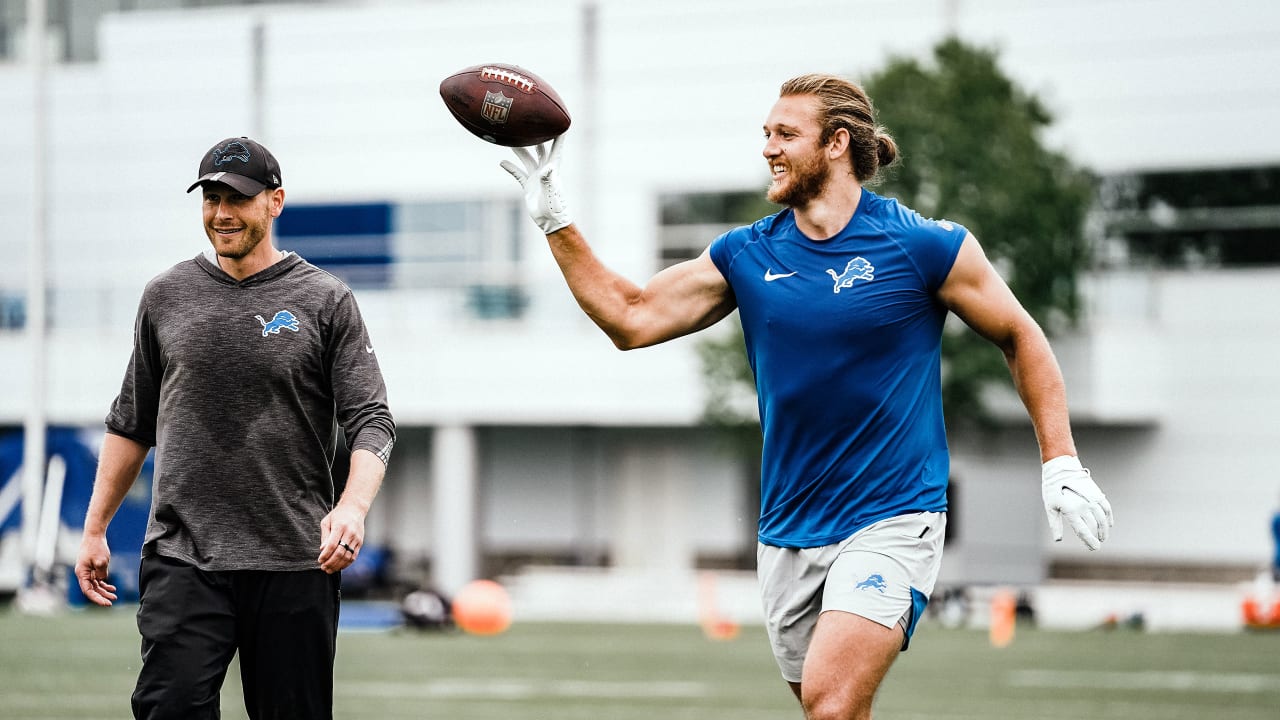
2 604 1278 719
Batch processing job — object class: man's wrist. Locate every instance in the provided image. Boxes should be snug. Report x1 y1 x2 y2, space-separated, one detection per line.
1042 455 1082 474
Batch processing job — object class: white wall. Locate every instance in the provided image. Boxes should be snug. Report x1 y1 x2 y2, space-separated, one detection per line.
2 0 1279 580
1082 270 1280 566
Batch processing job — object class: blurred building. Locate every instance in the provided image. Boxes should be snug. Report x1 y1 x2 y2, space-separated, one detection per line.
1 0 1278 599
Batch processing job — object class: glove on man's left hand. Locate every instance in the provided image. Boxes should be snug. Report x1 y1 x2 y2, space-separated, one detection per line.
500 135 572 234
1041 455 1113 551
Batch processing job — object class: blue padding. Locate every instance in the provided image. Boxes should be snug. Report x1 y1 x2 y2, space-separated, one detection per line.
277 203 392 236
0 427 153 604
274 203 394 288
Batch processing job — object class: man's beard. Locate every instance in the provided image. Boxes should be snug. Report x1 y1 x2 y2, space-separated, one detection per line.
208 221 267 260
767 152 830 208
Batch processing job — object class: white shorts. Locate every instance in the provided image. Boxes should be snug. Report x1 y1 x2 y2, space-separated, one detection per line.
757 511 946 682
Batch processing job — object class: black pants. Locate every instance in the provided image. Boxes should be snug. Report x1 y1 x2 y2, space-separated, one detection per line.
131 555 341 720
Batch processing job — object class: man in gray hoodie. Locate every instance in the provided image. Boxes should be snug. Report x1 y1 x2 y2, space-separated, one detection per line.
74 137 396 720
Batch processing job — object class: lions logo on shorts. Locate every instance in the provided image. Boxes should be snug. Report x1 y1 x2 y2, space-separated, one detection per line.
855 573 888 593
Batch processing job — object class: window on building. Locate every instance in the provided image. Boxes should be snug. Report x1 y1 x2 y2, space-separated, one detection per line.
0 2 16 60
0 290 23 330
276 198 528 319
276 201 394 289
0 0 333 63
657 190 777 267
1097 165 1280 268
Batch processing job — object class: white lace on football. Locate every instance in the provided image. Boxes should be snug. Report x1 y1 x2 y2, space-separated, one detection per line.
480 67 535 93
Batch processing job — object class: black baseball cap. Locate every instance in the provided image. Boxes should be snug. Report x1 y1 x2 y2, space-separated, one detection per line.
186 136 282 195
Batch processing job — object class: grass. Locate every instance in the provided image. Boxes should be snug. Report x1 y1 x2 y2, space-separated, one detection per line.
2 603 1278 719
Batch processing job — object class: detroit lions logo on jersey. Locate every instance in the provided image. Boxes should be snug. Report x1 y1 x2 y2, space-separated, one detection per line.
825 256 875 294
254 310 300 337
855 573 888 593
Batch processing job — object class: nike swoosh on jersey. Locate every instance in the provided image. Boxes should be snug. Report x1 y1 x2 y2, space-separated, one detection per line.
764 269 798 281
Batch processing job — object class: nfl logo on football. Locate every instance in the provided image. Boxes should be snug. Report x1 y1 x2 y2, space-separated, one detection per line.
482 90 513 124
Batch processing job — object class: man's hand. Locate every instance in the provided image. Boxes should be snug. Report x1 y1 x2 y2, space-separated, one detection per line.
500 135 572 234
1041 455 1114 550
74 534 118 607
318 501 366 574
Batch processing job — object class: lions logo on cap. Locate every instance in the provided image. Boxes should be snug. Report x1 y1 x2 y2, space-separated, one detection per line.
212 141 252 166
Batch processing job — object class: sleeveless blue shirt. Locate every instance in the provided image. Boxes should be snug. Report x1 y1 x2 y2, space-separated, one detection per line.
709 188 966 547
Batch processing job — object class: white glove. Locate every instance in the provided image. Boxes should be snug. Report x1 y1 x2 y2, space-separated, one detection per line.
1041 455 1113 550
500 135 572 234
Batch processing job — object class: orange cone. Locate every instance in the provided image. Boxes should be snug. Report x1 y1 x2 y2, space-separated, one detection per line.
989 588 1016 648
697 572 740 641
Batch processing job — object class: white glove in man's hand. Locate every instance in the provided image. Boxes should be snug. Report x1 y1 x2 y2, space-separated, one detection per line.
500 135 572 234
1041 455 1113 550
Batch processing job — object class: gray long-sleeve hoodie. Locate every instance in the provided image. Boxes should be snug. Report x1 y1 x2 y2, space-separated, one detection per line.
106 251 396 571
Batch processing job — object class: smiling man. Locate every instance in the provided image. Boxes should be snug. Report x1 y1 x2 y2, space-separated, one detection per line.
500 75 1113 719
74 137 395 719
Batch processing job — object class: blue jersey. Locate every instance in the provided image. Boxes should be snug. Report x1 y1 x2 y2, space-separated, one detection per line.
709 188 966 548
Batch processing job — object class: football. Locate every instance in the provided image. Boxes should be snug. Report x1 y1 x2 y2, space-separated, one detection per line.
439 63 571 147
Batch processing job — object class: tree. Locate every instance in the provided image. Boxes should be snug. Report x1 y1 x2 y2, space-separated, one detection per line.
699 37 1096 430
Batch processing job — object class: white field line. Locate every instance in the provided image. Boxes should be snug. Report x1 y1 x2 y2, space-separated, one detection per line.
1006 669 1280 693
339 678 709 700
